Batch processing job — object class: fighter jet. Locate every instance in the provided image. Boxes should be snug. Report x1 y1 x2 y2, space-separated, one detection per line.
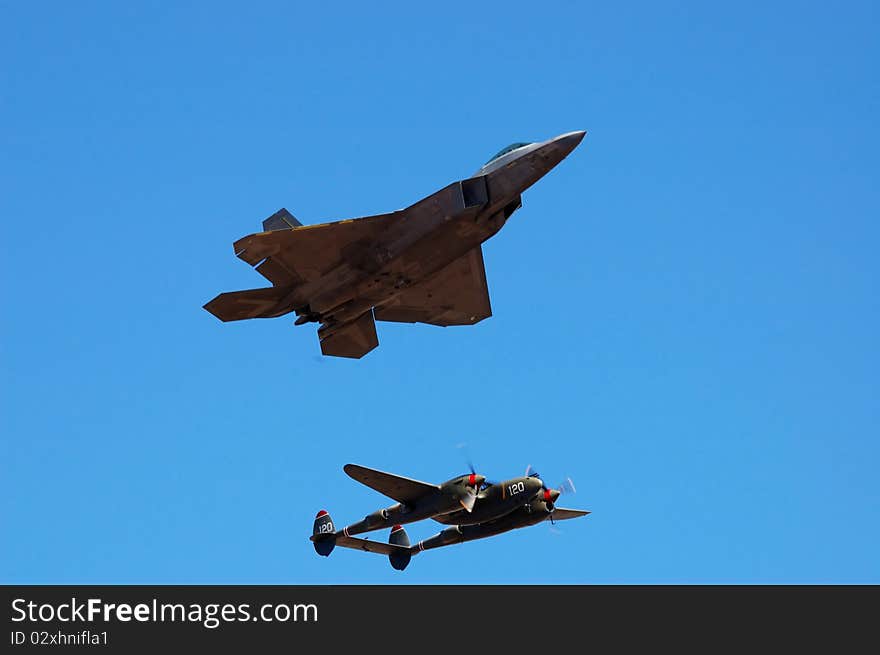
204 131 586 358
310 464 588 570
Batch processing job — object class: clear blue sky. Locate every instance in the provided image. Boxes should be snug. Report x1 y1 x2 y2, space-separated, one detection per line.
2 2 878 583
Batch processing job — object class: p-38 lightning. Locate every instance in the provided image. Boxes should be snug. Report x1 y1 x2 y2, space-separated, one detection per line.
204 131 586 358
310 463 589 570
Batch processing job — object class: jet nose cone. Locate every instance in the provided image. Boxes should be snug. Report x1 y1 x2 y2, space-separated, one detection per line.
559 129 587 141
554 130 587 152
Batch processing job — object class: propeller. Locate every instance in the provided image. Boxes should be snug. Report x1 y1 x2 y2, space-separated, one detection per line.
525 465 576 510
467 460 496 490
458 462 490 512
459 487 477 512
559 477 577 495
457 443 497 490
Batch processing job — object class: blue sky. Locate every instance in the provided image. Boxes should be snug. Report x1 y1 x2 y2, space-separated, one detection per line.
2 1 878 583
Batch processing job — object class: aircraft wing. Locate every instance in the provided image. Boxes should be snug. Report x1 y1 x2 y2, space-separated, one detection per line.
549 508 591 521
234 212 402 286
343 464 438 505
374 246 492 326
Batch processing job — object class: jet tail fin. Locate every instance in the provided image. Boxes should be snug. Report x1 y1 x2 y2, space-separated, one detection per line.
262 208 302 231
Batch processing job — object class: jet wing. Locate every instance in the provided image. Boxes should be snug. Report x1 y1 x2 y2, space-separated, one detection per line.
343 464 438 505
549 508 591 521
233 212 402 286
374 246 492 326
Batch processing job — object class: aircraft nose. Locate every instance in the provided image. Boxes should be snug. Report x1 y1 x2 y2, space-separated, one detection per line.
489 130 586 197
553 130 587 155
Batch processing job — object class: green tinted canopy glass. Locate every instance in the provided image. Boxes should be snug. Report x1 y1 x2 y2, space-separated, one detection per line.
485 142 532 165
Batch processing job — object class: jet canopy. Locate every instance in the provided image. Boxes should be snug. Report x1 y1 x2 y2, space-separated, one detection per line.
485 142 532 165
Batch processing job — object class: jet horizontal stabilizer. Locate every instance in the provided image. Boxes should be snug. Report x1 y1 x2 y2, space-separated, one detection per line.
315 526 415 571
203 286 290 322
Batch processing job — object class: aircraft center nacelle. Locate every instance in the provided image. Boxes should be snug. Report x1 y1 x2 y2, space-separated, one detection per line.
434 476 544 526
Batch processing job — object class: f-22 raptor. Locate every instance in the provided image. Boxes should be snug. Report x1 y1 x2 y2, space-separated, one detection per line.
204 131 586 358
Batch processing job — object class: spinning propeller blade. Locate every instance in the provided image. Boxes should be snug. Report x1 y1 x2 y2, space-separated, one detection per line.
559 477 577 495
526 464 577 510
466 458 495 489
460 487 477 512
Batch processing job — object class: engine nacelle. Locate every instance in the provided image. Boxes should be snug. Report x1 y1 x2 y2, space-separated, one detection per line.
364 508 390 527
418 525 464 551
